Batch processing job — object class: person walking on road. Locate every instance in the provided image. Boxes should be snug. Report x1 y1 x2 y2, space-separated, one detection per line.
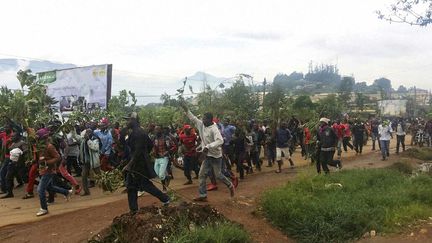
180 102 235 202
122 112 170 213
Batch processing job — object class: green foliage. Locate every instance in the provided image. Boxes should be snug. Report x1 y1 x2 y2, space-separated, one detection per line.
355 92 369 111
316 94 345 119
167 221 251 243
262 169 432 243
139 106 184 127
221 80 259 121
262 83 287 125
0 70 57 127
95 169 124 193
338 76 355 102
402 147 432 161
389 161 414 174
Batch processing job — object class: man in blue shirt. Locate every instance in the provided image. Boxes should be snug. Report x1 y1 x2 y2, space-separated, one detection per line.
94 118 114 171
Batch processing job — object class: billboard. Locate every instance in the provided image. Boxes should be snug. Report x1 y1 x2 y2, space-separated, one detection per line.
37 64 112 113
377 99 407 117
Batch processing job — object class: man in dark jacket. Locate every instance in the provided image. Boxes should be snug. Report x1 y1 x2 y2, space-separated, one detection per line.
123 112 170 213
317 118 340 174
275 122 295 173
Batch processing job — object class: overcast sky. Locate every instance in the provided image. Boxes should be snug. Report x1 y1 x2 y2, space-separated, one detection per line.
1 0 431 94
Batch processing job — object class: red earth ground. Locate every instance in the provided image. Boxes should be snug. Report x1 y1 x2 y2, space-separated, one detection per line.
1 137 432 243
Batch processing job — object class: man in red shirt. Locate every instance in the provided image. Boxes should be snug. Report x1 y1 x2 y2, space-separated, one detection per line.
332 120 344 159
342 120 354 152
179 125 199 185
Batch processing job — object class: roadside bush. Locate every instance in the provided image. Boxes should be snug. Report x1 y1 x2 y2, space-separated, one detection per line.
261 169 432 243
402 147 432 161
389 161 414 174
168 222 251 243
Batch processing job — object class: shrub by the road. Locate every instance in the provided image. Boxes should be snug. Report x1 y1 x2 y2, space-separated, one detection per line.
168 221 251 243
402 147 432 161
261 169 432 243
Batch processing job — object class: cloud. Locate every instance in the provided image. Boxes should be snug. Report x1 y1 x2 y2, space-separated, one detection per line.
229 32 285 41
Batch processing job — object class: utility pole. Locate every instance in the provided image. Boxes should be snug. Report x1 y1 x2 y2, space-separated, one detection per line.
414 86 417 118
262 78 267 110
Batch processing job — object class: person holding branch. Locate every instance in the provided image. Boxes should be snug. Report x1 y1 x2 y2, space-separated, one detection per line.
180 102 235 202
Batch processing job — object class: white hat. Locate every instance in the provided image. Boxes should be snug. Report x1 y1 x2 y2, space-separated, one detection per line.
319 118 330 124
10 148 23 162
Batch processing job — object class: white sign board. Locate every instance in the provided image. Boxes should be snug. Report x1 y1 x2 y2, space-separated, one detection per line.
37 64 112 113
377 99 407 116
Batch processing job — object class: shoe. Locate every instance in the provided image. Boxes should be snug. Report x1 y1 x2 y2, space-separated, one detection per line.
162 200 170 206
183 180 193 185
0 191 6 195
193 175 199 179
81 192 90 196
0 193 13 199
207 184 218 191
75 186 82 195
229 186 235 197
275 169 281 173
138 191 145 197
193 196 208 202
66 190 73 201
23 193 34 199
36 209 48 216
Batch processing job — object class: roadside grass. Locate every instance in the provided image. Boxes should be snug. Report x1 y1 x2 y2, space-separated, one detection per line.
402 147 432 161
167 221 251 243
261 168 432 243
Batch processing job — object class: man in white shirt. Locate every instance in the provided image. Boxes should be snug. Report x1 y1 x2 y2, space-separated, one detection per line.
378 120 393 161
181 102 235 202
394 118 406 154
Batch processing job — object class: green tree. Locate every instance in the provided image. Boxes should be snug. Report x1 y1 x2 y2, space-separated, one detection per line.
263 83 287 126
220 80 259 121
338 76 355 102
355 92 368 111
374 78 392 99
316 94 345 119
17 69 36 89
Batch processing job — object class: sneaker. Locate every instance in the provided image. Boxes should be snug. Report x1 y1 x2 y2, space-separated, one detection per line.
36 209 48 216
66 190 73 201
229 186 235 197
162 200 170 206
207 184 218 191
75 186 82 195
23 193 34 199
137 191 145 197
193 196 208 202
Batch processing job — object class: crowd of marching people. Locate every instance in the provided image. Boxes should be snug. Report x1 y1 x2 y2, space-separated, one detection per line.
0 106 423 216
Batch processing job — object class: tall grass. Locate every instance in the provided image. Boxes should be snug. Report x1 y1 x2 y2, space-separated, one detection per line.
261 169 432 243
168 221 251 243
